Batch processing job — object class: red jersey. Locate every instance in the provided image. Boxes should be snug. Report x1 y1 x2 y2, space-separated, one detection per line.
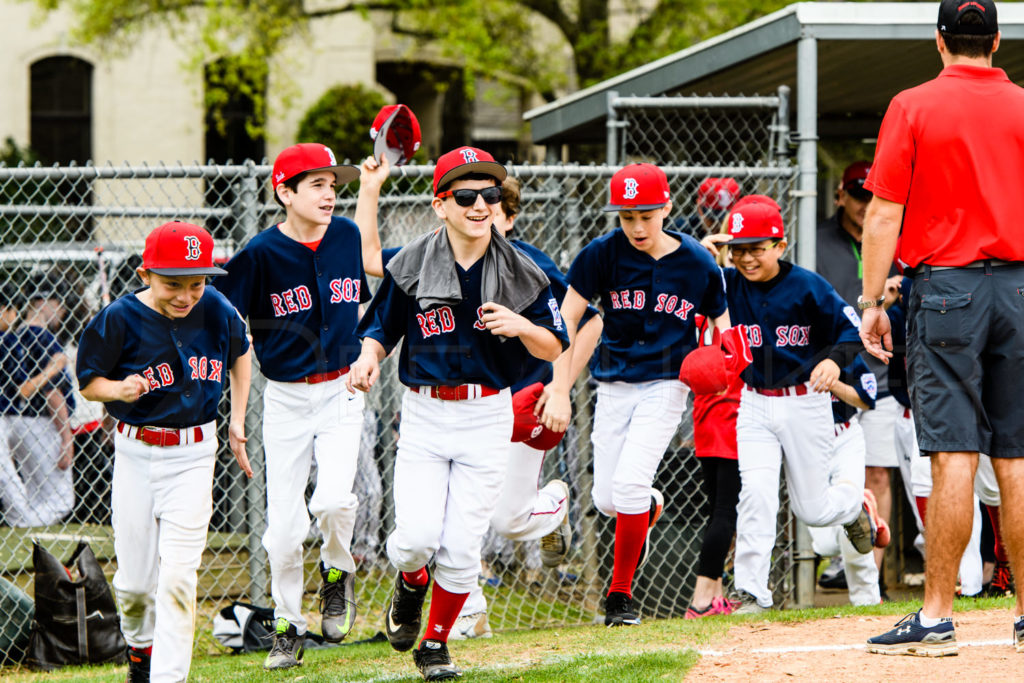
690 315 740 460
866 65 1024 268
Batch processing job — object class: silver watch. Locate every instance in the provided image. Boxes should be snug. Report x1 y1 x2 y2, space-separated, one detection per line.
856 295 885 310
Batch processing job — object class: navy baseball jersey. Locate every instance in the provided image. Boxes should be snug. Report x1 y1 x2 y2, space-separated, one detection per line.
215 217 370 382
3 326 74 417
357 256 569 389
380 240 595 392
723 262 862 389
567 228 727 382
832 354 878 424
887 277 913 410
76 288 249 428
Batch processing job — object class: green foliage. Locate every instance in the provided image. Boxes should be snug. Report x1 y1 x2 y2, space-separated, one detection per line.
296 84 389 164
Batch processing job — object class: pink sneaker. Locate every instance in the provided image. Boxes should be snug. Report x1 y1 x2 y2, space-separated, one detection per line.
711 595 737 615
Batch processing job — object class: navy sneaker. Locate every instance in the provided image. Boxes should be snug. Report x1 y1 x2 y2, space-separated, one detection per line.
1014 615 1024 654
866 610 957 657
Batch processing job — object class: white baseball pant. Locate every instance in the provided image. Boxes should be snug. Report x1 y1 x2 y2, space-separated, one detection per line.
387 388 513 594
0 416 45 527
734 386 862 608
261 376 364 632
459 439 569 616
894 406 924 537
859 395 901 468
3 415 73 526
590 379 689 516
111 422 216 683
806 419 880 606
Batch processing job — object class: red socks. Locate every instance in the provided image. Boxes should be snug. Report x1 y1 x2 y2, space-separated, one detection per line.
985 504 1009 563
915 496 928 528
608 511 648 597
402 567 430 587
421 583 469 643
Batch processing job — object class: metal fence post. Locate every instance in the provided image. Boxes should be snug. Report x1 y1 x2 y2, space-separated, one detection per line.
606 90 620 166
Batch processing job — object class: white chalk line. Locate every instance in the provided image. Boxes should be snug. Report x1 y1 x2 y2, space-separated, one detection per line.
698 639 1013 657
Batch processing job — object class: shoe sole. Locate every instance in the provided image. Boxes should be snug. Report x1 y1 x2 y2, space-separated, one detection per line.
540 480 572 568
636 489 665 571
866 642 958 657
605 617 642 627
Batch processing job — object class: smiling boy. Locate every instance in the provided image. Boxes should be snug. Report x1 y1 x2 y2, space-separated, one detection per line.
215 143 371 669
347 146 568 681
76 222 252 682
557 162 730 626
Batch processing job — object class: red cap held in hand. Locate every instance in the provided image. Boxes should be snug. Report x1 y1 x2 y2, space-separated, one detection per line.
370 104 422 167
511 382 566 451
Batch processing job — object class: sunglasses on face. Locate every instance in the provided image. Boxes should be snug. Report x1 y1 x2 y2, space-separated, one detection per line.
437 186 502 207
728 241 780 258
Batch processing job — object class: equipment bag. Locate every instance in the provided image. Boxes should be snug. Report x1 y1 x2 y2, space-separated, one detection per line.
26 541 126 670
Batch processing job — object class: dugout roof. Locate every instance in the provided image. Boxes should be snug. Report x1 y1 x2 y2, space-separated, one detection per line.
525 1 1024 144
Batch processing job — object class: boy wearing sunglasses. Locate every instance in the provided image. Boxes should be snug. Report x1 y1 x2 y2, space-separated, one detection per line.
347 146 568 681
699 202 888 614
557 162 731 626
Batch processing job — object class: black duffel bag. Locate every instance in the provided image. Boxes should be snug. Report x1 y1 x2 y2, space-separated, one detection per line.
26 541 126 670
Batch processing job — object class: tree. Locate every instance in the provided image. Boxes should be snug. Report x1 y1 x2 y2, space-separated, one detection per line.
296 84 390 163
33 0 790 131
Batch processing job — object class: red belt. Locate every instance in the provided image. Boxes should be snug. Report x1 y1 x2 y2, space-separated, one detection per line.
117 421 205 447
291 367 348 384
903 407 911 419
72 419 103 435
413 385 500 401
748 383 809 397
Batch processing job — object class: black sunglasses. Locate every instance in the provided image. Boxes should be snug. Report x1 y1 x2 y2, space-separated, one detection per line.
438 186 502 207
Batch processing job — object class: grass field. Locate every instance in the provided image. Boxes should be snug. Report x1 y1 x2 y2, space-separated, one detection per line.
2 595 1013 682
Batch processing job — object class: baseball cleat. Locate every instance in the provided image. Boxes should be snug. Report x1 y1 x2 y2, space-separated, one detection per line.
125 646 150 683
843 490 879 555
263 618 304 670
866 610 957 657
733 590 769 615
319 562 356 643
386 569 431 652
539 480 572 568
413 639 462 681
447 611 492 640
818 557 848 590
1014 616 1024 653
604 591 641 626
983 561 1015 597
684 596 736 619
636 489 665 571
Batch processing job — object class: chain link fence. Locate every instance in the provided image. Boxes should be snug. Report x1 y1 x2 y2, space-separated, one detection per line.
0 104 797 664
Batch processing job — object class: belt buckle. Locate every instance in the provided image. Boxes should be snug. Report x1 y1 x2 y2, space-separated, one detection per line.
436 386 455 400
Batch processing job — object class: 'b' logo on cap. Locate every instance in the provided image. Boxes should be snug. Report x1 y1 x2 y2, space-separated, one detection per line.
323 146 337 165
183 235 202 261
623 178 639 200
730 213 745 233
460 149 479 163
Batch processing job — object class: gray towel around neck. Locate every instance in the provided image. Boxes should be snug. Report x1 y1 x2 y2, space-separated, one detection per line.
386 225 551 315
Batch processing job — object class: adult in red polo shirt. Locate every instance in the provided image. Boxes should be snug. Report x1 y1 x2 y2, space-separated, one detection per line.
859 0 1024 656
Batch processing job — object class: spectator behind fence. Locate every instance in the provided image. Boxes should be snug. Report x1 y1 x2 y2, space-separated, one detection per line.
1 281 75 527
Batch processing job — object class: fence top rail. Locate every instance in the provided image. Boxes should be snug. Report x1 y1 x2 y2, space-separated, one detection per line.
0 162 795 182
612 95 783 110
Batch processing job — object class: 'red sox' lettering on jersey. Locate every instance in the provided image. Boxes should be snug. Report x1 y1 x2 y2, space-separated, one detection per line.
269 285 313 317
608 289 646 310
652 293 695 321
187 356 225 382
417 306 457 338
774 325 811 348
143 363 175 390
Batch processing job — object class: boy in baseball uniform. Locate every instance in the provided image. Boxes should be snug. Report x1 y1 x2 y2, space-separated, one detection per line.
557 163 731 626
76 222 252 683
216 144 372 669
700 201 888 613
347 146 568 681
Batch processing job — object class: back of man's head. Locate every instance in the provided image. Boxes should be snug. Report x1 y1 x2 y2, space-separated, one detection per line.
939 0 998 58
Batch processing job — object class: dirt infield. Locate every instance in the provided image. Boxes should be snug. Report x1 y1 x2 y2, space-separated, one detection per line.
689 609 1020 681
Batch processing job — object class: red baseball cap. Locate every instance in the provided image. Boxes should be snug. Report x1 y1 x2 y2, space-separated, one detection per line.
841 160 873 199
142 222 227 276
371 104 422 167
511 382 566 451
678 325 752 394
433 146 507 195
271 143 359 189
732 194 781 213
725 202 785 245
603 163 670 212
697 177 740 211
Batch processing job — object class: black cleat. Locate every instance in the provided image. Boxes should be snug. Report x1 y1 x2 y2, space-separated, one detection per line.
604 591 641 626
319 562 356 643
386 569 431 652
125 646 150 683
413 639 462 681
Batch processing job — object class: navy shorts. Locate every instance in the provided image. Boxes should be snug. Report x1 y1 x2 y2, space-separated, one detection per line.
907 262 1024 458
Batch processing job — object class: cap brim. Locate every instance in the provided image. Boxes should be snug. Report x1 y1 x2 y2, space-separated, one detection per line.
149 266 229 277
374 109 405 167
435 161 507 194
602 202 667 212
726 235 783 245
